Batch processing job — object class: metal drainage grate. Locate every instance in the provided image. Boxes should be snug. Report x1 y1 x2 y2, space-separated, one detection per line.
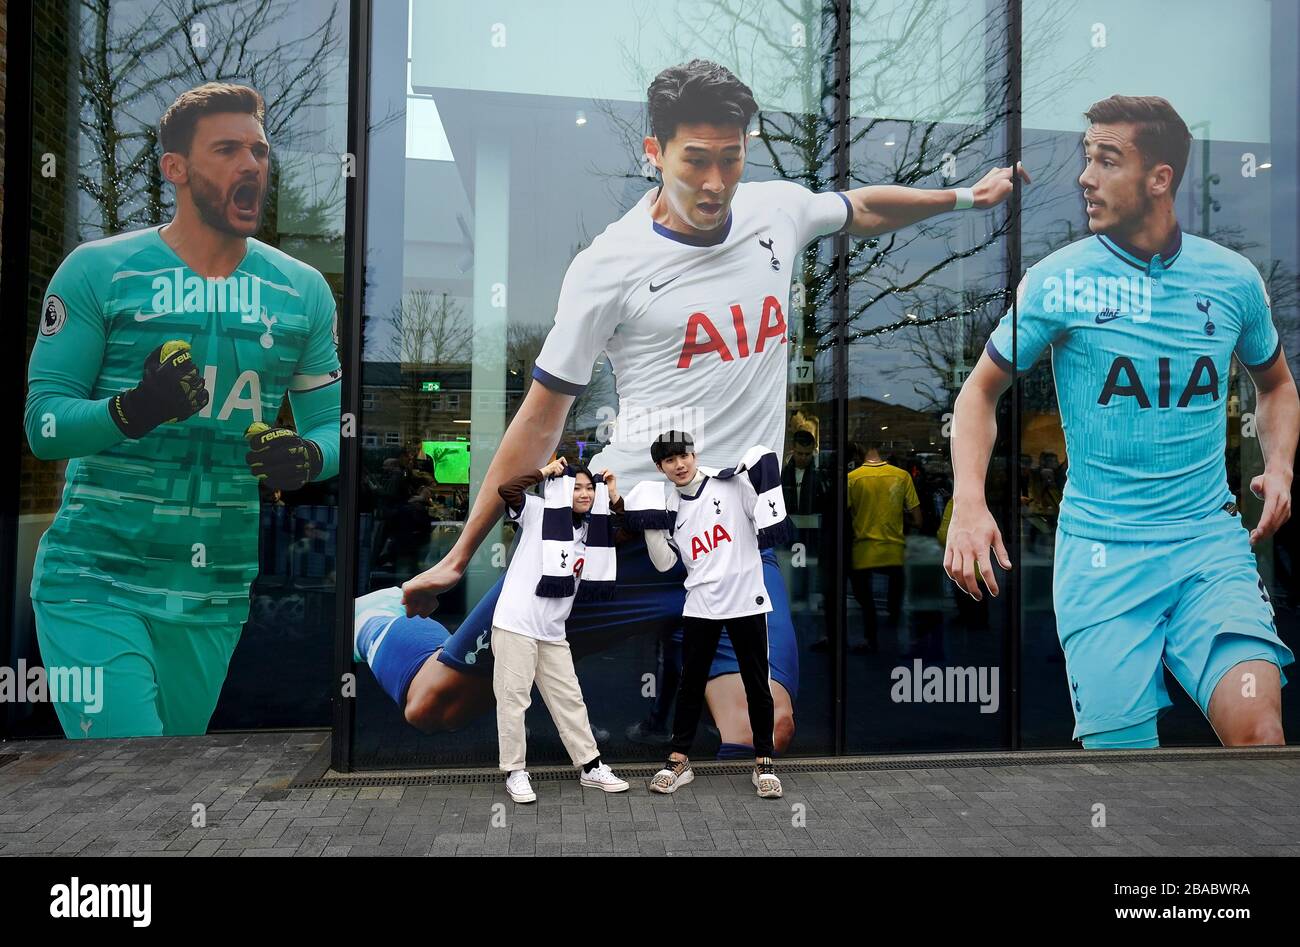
291 746 1300 790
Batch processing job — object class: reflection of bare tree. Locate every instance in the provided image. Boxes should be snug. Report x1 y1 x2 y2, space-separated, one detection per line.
591 0 1086 402
878 288 1002 413
1202 226 1300 329
505 323 610 438
383 289 472 443
385 289 471 366
77 0 344 238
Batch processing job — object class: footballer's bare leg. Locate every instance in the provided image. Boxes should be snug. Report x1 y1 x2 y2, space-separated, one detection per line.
705 675 796 753
1207 659 1285 746
403 653 496 733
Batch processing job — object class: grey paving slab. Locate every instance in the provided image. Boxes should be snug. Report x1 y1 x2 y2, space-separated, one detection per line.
3 733 1300 856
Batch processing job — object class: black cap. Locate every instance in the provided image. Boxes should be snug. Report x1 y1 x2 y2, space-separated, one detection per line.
650 430 695 465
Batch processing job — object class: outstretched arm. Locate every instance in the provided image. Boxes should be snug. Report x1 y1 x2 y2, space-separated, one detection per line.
842 164 1030 239
402 381 574 616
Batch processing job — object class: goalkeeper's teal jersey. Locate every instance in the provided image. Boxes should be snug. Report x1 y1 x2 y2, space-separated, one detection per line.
26 226 341 625
986 230 1280 542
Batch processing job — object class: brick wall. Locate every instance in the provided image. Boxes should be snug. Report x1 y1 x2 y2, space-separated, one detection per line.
21 0 78 516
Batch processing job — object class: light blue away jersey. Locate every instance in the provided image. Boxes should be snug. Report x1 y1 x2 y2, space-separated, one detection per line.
986 230 1280 542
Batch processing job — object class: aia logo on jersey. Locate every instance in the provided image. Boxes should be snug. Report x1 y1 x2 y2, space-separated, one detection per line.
1098 355 1219 408
677 295 788 369
573 557 585 578
690 523 732 560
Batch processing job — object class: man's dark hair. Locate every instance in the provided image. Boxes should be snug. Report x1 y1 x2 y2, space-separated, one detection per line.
159 82 266 156
647 60 758 146
792 429 816 449
1083 95 1192 194
650 430 695 466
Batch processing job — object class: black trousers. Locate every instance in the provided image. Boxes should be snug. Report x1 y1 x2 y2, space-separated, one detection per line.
669 612 775 758
849 566 904 646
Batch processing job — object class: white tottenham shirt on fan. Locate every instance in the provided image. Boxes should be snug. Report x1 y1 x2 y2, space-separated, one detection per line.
664 471 771 620
532 180 852 488
492 494 586 642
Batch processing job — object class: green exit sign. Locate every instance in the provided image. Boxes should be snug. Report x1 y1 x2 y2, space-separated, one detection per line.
421 381 441 392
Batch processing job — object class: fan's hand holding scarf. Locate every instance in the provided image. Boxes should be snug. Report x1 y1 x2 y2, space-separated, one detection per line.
622 445 794 549
534 466 616 601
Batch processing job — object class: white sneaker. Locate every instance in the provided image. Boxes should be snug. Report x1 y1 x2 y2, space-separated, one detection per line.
752 758 783 799
649 758 694 794
579 762 629 793
505 770 536 803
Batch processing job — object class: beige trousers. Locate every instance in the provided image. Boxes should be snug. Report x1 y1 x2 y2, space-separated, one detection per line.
491 626 600 772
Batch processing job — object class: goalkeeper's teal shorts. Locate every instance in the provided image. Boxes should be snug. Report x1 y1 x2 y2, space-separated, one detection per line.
33 599 242 738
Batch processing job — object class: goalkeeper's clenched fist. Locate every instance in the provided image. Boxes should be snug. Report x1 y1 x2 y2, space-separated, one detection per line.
244 422 323 491
110 339 210 439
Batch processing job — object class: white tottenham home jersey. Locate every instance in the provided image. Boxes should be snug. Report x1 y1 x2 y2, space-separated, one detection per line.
671 474 770 620
493 494 586 642
533 180 851 487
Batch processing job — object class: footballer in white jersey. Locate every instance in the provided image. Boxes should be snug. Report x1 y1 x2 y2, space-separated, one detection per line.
534 179 850 487
362 60 1026 754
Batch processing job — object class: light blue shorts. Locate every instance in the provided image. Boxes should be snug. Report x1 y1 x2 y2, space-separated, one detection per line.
1052 518 1293 741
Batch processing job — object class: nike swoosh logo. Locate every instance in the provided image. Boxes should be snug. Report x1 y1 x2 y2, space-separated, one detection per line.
649 275 682 293
1094 312 1125 324
674 521 685 531
133 309 175 322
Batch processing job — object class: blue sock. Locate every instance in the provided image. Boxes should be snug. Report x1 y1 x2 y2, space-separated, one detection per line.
716 742 756 761
362 614 450 706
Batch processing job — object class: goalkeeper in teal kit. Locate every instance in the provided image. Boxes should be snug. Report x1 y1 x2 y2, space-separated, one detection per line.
947 95 1299 748
24 83 341 738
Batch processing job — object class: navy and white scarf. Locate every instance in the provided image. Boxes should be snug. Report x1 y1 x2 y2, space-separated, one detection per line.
623 445 794 549
535 467 616 601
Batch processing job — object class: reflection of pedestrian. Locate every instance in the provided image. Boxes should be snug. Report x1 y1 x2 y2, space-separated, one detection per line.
1025 452 1064 554
412 443 435 477
845 443 921 653
382 484 435 576
937 497 988 630
626 633 680 747
781 429 827 610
